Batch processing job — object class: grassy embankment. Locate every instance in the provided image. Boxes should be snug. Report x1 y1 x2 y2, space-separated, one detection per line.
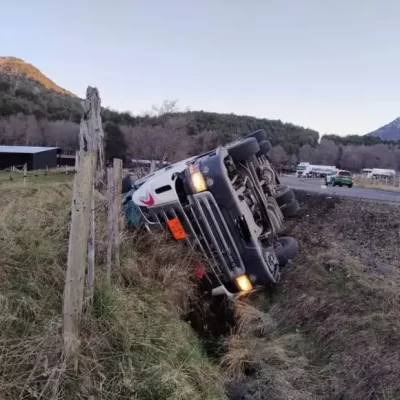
223 192 400 400
0 179 226 400
2 178 400 400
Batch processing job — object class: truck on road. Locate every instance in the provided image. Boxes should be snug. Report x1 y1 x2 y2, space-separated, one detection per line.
296 162 337 178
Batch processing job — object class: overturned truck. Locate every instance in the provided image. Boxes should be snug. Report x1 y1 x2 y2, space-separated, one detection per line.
122 130 299 296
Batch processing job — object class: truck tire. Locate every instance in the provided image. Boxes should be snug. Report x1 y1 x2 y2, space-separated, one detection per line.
274 184 294 207
228 138 260 162
281 199 300 218
244 129 267 143
275 236 297 267
256 140 272 156
122 174 134 194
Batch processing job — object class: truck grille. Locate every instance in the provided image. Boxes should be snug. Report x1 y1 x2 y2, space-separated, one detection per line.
145 192 245 279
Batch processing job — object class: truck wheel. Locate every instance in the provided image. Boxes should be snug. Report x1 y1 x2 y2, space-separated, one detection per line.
228 138 260 162
244 129 267 143
256 140 272 156
281 199 300 218
348 183 353 188
275 236 298 267
274 184 294 207
122 174 134 194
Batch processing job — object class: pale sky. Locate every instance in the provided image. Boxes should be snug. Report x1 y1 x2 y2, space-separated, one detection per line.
2 0 399 135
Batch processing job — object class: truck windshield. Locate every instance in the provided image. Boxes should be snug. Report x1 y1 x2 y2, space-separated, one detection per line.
339 171 351 176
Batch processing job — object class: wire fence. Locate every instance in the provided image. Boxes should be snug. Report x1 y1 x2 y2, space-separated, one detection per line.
0 165 76 186
352 173 400 190
0 165 128 197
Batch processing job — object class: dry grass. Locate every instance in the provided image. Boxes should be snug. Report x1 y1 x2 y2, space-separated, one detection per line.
354 182 400 192
0 170 74 186
224 249 400 400
0 183 226 399
352 176 400 192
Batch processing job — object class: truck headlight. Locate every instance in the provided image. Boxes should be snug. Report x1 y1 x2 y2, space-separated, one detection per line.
189 164 207 193
235 275 253 293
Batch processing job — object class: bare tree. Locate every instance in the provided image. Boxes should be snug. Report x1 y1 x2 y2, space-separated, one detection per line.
270 145 289 166
126 121 190 162
123 100 193 164
341 145 363 171
150 99 179 118
188 130 220 155
298 144 313 162
311 139 339 165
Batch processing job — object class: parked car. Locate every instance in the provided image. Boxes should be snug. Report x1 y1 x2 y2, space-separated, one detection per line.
325 170 353 187
121 130 299 297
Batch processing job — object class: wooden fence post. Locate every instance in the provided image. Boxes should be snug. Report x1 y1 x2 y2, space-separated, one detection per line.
105 159 122 281
63 151 96 369
113 158 122 270
80 87 106 188
80 87 105 307
106 167 114 282
149 160 157 174
23 163 27 186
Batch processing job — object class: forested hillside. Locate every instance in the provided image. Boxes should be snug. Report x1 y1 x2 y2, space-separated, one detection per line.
1 57 400 171
0 60 321 158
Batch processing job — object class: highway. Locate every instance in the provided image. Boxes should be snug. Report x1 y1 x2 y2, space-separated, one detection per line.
280 176 400 203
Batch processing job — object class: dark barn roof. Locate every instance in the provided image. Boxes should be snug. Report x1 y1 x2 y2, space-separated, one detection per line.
0 146 61 154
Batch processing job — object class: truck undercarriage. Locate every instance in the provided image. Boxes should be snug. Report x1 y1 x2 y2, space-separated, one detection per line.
122 129 299 296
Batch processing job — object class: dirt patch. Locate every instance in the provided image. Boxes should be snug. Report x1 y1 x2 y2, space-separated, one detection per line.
289 190 400 269
224 190 400 400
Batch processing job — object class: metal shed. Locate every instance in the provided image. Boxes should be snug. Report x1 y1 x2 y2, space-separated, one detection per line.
0 146 61 171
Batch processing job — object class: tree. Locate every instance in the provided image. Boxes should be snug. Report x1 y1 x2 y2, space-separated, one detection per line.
270 145 289 166
122 100 194 163
298 144 313 162
125 117 191 163
104 122 127 162
311 139 339 165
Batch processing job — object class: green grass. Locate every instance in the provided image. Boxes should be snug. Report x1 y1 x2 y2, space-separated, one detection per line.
0 184 226 399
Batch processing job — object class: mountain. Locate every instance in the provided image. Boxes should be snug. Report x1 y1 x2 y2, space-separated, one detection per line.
0 56 320 152
0 57 83 121
0 57 75 97
367 117 400 141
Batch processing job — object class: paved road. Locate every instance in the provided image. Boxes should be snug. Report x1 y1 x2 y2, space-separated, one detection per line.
280 176 400 203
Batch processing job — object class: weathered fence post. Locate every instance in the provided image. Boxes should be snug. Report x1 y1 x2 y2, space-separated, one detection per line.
80 87 106 188
23 163 27 186
80 87 105 307
149 160 157 174
105 159 122 281
63 151 96 369
113 158 123 270
106 167 114 282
